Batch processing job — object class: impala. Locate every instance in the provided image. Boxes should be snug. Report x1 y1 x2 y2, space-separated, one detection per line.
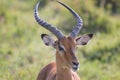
34 1 93 80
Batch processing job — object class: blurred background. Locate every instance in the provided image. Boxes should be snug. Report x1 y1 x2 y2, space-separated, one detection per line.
0 0 120 80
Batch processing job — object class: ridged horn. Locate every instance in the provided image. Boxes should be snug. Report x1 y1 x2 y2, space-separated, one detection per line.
34 2 64 39
57 0 83 38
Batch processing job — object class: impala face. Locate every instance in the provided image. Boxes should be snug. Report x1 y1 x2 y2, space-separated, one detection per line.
56 37 79 71
41 34 93 71
34 1 93 72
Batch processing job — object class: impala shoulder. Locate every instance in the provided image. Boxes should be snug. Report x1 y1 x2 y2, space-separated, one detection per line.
43 62 56 71
37 62 56 80
47 62 56 69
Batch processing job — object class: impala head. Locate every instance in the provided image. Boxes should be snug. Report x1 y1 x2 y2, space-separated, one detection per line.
34 1 93 71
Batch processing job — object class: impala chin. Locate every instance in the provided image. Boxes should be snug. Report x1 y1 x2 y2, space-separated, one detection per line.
72 65 79 72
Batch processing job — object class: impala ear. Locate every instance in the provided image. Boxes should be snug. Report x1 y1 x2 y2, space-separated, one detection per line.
41 34 55 47
76 34 93 45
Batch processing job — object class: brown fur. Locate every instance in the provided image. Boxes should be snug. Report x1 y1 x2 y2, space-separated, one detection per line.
37 37 80 80
37 62 80 80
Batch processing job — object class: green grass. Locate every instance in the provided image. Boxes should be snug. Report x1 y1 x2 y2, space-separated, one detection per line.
0 0 120 80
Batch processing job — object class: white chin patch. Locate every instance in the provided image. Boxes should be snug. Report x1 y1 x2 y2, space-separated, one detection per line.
72 66 79 72
72 64 80 72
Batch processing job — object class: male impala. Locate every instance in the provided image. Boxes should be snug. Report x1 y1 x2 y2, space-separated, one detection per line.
34 1 93 80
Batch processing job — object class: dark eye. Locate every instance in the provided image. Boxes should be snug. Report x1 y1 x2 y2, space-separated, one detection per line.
58 46 65 52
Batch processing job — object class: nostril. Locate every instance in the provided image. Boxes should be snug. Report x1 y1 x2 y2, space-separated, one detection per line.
72 61 79 66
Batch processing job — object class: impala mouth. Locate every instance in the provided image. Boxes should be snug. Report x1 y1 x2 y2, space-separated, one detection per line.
72 65 79 72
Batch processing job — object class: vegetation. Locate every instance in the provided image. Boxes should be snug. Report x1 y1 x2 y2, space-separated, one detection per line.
0 0 120 80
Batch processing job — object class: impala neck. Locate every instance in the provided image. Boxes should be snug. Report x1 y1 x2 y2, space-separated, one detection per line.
55 51 73 80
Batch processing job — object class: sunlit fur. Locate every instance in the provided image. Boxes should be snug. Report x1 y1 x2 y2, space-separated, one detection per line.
37 37 80 80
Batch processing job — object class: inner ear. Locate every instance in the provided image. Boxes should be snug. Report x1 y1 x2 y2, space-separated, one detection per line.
41 34 55 47
76 34 93 45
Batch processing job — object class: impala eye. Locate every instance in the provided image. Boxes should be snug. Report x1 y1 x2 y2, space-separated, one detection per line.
58 45 65 52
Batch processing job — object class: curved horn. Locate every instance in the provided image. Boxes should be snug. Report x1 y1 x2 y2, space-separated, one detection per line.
57 1 83 38
34 2 64 39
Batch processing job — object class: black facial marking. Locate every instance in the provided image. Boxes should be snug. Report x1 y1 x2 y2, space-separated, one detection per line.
58 46 64 52
82 42 87 45
41 34 48 39
88 34 93 39
45 43 49 46
76 37 81 41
